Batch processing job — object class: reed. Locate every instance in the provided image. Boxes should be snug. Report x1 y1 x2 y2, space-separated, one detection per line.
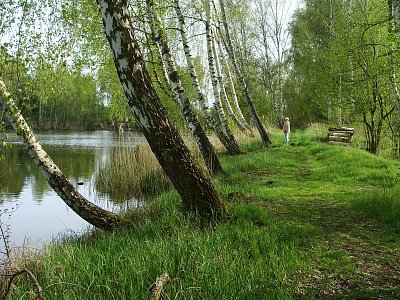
95 143 172 201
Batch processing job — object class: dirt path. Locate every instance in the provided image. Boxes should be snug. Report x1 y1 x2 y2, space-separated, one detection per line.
262 196 400 299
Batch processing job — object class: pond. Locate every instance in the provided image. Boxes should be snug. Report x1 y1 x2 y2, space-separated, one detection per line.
0 130 145 255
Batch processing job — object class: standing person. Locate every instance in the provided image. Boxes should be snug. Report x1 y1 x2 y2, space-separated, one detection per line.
283 117 290 145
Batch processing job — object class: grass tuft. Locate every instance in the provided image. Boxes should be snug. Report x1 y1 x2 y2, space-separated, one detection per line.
352 188 400 229
95 143 172 201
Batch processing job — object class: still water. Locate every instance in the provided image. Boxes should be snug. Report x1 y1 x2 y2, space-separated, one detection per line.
0 130 145 254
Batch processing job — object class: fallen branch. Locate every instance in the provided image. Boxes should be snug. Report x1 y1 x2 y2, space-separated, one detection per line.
3 267 45 300
149 273 170 300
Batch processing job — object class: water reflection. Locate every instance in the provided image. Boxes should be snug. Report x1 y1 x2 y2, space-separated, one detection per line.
0 130 145 251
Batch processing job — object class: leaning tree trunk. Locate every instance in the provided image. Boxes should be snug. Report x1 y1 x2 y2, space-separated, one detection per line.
146 35 175 101
216 31 251 131
205 0 238 148
146 0 223 175
211 29 246 132
0 78 131 231
96 0 226 215
173 0 241 155
218 0 271 146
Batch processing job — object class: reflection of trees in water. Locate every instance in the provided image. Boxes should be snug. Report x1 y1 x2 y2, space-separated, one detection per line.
0 145 28 198
0 145 96 203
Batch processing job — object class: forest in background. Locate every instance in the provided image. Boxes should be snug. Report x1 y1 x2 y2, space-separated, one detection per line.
1 0 400 156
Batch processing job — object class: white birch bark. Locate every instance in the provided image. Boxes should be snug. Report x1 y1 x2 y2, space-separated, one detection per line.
146 0 223 174
173 0 241 154
146 36 174 101
268 0 287 125
96 0 225 215
0 78 130 231
347 0 356 113
211 28 246 132
215 31 251 130
218 0 271 146
390 0 400 119
205 0 238 145
395 0 400 40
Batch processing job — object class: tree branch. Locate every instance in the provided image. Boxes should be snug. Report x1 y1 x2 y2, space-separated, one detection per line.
148 273 170 300
3 268 45 300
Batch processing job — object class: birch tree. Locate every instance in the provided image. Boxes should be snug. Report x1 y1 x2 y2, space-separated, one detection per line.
205 0 239 148
215 32 251 130
253 0 291 127
387 0 400 153
96 0 226 215
393 0 400 39
211 29 246 132
218 0 271 146
146 0 223 174
173 0 241 154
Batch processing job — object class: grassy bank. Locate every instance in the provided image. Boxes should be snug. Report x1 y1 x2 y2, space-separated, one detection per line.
3 127 400 299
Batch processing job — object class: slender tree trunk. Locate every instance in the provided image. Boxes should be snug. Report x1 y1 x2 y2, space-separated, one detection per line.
256 3 280 128
0 78 131 231
173 0 241 154
218 0 271 146
393 0 400 40
205 0 239 148
96 0 226 216
216 33 251 130
347 0 356 116
211 29 246 132
388 0 400 151
146 0 223 175
146 35 174 101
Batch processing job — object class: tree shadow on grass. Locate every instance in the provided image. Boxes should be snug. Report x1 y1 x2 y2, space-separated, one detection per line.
259 198 400 299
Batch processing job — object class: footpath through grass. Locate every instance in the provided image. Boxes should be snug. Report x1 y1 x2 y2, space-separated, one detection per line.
4 128 400 299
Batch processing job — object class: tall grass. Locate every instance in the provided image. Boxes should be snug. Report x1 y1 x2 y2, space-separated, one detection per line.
3 193 307 299
352 187 400 229
95 143 172 201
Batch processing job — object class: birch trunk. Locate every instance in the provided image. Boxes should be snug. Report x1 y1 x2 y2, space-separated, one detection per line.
255 0 280 127
389 0 400 127
205 0 238 147
211 29 246 132
147 38 174 101
146 0 223 175
96 0 226 216
394 0 400 40
173 0 241 154
218 0 271 146
0 78 131 231
347 0 356 114
216 32 251 131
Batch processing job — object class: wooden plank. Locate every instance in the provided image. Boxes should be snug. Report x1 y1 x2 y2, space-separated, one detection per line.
328 141 351 146
328 136 352 143
328 132 353 137
328 127 354 132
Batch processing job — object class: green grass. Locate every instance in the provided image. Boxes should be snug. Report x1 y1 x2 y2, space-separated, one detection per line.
3 126 400 299
352 187 400 228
